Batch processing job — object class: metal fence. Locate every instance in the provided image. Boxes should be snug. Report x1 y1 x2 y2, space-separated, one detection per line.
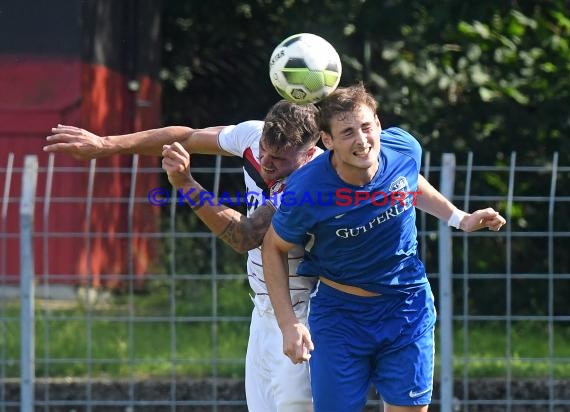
1 151 569 411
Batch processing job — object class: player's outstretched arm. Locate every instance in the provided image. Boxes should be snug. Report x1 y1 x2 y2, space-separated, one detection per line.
416 174 506 232
262 225 314 364
162 142 272 254
44 124 230 160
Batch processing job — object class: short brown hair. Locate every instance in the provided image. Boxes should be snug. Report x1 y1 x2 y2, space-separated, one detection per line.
262 100 320 152
318 83 378 135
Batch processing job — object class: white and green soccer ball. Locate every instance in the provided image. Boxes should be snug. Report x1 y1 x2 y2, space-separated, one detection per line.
269 33 342 105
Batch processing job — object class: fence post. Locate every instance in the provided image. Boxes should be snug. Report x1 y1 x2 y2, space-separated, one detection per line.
20 155 38 412
439 153 455 411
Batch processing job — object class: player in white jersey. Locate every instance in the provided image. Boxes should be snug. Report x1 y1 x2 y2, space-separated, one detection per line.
45 100 322 411
163 121 322 411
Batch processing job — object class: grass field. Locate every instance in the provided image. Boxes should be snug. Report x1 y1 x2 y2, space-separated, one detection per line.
2 297 570 380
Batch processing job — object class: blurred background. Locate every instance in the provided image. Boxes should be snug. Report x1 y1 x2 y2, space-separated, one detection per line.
1 0 569 410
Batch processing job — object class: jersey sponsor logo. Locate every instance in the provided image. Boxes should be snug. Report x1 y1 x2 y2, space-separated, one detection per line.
334 176 415 239
335 195 415 239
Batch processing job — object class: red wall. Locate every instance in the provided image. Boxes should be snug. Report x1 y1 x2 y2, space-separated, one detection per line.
0 54 161 290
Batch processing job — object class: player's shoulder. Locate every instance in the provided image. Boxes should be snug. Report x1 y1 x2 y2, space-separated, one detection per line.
221 120 263 138
237 120 264 131
218 120 263 154
381 126 420 144
381 127 422 154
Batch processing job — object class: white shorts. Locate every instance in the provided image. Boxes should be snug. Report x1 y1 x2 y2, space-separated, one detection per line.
245 294 313 412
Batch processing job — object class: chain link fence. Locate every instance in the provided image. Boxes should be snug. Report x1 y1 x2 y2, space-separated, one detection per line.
1 151 569 411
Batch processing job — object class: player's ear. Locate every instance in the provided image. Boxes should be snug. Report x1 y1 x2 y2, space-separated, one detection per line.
320 131 333 150
306 145 317 158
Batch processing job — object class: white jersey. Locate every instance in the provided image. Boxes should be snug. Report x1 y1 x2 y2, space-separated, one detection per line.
219 120 317 411
218 121 320 310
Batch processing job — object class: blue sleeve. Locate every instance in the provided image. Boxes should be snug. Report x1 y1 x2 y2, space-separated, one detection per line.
271 171 313 244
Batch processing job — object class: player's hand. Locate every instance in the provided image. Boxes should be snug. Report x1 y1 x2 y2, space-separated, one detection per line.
162 142 194 189
282 322 314 364
460 208 506 232
44 125 106 160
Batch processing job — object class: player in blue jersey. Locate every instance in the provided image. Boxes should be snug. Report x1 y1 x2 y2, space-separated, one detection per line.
262 84 506 412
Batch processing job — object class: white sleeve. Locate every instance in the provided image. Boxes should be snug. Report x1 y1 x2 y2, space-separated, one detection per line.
217 120 264 158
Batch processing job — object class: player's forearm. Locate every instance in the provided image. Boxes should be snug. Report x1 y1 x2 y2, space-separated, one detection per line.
416 175 473 230
262 227 299 329
215 205 274 253
108 126 193 156
415 174 460 221
179 182 272 253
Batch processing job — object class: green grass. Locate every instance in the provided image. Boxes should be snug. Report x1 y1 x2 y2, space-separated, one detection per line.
433 320 570 379
1 304 249 379
2 297 570 379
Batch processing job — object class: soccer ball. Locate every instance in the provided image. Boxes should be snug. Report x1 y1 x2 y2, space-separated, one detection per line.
269 33 342 105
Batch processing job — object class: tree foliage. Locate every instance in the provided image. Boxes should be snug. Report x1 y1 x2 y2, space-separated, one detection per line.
161 0 569 162
158 0 570 315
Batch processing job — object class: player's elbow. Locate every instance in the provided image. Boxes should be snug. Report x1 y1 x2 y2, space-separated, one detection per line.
161 126 194 150
232 239 262 254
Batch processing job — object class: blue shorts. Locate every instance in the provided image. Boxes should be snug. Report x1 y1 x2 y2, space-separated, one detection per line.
308 281 436 411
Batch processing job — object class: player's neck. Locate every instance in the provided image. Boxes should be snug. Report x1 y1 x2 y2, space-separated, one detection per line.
333 159 379 186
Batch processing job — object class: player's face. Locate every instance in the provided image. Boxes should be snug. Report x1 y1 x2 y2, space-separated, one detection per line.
321 104 381 185
258 139 312 182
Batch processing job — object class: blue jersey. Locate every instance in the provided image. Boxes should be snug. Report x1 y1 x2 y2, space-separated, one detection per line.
271 127 427 294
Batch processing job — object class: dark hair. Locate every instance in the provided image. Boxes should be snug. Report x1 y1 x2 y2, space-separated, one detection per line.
261 100 320 151
318 83 378 135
